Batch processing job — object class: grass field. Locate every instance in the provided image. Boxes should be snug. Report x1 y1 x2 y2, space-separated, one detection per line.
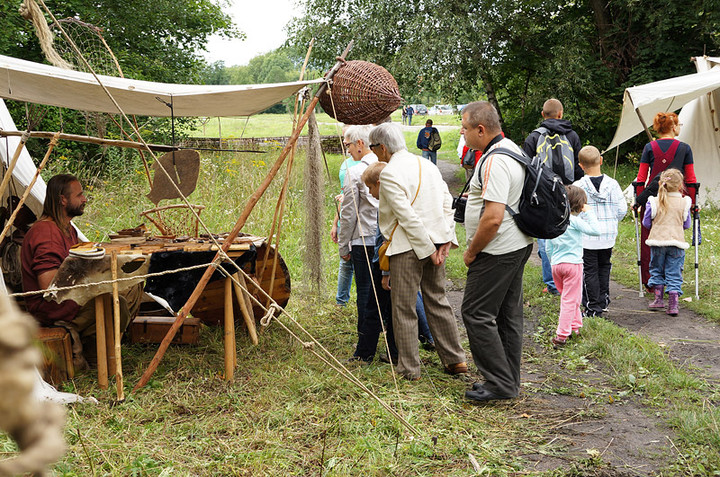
14 112 720 475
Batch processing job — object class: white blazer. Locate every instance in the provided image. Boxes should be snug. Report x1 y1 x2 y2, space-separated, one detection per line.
378 149 457 260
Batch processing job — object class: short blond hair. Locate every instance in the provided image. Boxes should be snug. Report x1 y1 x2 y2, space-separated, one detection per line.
362 161 385 186
542 98 563 118
578 145 602 167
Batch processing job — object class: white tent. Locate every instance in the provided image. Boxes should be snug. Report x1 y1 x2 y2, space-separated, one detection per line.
0 55 323 117
0 98 46 217
606 56 720 205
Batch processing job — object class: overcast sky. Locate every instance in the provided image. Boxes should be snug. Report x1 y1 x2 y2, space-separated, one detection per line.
203 0 300 67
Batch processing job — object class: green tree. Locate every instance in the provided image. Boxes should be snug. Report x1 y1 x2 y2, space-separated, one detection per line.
0 0 240 174
287 0 720 151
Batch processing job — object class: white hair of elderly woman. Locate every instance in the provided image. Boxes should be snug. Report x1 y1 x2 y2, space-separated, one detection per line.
343 125 373 145
369 122 407 154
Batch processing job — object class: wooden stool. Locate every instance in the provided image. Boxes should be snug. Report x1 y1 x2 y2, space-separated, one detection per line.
36 327 74 386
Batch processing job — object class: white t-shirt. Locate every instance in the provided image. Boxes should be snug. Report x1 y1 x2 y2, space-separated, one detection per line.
465 138 533 255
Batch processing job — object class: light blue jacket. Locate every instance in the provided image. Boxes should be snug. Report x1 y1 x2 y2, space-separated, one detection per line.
546 211 601 265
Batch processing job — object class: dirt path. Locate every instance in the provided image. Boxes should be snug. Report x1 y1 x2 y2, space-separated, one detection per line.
436 157 720 475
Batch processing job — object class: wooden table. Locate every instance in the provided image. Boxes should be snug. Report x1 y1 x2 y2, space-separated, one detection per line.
50 235 291 391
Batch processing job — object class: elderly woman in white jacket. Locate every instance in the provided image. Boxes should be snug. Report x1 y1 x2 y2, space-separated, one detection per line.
368 122 467 381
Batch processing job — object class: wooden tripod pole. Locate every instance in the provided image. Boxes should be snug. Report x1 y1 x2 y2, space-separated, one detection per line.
0 131 30 204
132 42 353 393
0 132 59 245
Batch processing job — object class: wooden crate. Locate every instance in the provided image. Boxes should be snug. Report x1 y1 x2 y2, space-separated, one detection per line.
129 316 201 344
37 327 74 386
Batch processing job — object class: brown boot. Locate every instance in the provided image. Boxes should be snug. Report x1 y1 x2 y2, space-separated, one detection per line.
648 286 664 311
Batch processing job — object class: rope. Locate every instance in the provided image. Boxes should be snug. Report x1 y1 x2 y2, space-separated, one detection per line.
210 259 420 436
20 0 73 70
9 260 219 298
260 303 282 327
327 91 402 400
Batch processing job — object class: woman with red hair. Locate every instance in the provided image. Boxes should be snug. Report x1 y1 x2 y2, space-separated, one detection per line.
634 112 697 291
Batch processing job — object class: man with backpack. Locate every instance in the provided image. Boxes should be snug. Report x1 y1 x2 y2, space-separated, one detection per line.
417 119 442 164
522 98 583 295
460 101 534 402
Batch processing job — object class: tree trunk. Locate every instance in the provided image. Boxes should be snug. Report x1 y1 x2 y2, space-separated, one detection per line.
480 70 505 129
588 0 611 58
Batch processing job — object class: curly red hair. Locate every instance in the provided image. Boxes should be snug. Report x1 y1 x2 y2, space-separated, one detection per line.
652 112 679 135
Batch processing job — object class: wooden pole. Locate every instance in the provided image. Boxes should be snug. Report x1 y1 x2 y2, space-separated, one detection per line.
94 295 108 390
233 272 258 345
224 277 235 381
104 296 116 377
0 130 177 152
111 251 125 401
132 42 353 392
0 132 29 206
0 132 59 245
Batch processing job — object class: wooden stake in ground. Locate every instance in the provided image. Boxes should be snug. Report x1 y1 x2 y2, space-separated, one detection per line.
233 272 258 345
111 251 124 401
224 276 235 381
132 42 354 393
94 295 108 390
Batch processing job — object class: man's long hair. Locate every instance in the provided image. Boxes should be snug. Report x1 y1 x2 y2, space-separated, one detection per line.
42 174 78 234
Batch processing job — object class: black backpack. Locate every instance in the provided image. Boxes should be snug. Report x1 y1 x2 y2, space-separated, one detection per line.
478 147 570 239
533 126 575 185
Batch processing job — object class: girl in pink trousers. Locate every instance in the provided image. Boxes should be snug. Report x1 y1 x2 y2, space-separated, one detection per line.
546 186 600 348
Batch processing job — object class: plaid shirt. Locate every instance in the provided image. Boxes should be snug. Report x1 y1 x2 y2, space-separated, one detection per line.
573 175 627 249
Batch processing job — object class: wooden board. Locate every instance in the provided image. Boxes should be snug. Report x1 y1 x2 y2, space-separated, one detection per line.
36 327 74 386
130 316 201 344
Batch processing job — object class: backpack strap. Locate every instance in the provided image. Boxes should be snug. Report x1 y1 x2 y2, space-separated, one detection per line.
648 139 680 180
475 147 532 217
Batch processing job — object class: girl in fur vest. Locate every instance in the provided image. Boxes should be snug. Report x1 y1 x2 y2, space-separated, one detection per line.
642 169 692 316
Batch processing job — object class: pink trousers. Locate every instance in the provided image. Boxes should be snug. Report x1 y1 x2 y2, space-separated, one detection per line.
551 263 584 339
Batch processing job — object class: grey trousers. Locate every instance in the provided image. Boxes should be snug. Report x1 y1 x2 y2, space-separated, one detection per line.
389 250 466 379
462 244 532 397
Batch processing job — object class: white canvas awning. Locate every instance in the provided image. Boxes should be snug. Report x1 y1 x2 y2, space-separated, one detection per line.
607 56 720 204
0 55 323 117
606 63 720 152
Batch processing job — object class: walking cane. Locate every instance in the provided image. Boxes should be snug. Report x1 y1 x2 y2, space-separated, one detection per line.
686 182 701 300
631 181 644 297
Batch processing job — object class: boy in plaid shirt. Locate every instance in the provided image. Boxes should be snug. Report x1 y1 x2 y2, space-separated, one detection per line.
574 146 627 317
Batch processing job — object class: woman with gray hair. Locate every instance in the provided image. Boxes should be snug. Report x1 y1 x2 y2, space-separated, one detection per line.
368 123 467 380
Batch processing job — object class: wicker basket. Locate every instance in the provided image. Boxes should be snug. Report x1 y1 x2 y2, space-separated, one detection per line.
319 60 402 125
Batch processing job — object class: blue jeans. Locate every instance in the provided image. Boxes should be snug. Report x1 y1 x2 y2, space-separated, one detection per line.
335 258 354 306
416 292 434 344
537 239 557 293
648 246 685 294
421 150 437 165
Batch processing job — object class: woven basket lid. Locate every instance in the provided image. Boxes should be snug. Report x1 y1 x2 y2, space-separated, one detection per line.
319 60 402 125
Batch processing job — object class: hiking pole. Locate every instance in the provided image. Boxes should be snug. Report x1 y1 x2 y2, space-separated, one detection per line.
687 182 701 300
632 181 644 297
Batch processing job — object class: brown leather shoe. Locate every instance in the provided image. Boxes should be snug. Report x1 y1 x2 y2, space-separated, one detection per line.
445 362 468 375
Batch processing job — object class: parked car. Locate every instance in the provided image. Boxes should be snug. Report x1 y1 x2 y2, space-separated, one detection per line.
429 104 454 115
456 104 468 113
412 104 428 115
